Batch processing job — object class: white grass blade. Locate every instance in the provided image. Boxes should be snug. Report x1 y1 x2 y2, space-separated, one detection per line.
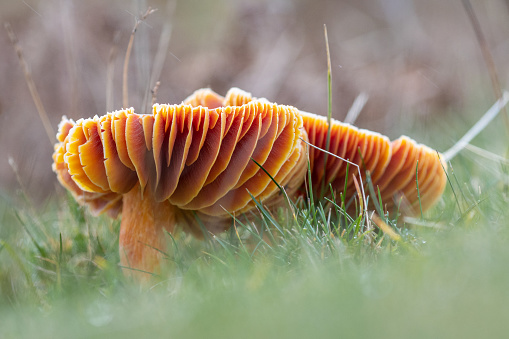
344 92 369 125
300 138 368 223
443 91 509 162
464 144 509 164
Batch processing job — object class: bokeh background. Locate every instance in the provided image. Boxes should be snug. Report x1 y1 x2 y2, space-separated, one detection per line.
1 0 508 203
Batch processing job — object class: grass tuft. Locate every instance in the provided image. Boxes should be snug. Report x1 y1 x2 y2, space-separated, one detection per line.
2 147 509 337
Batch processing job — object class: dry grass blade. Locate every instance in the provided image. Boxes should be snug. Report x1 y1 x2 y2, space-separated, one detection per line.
123 7 157 108
352 175 363 218
442 91 509 162
462 0 509 134
320 24 333 198
371 214 401 242
300 137 368 224
143 0 176 114
344 92 369 125
464 144 509 164
403 216 448 229
4 22 55 145
106 32 121 112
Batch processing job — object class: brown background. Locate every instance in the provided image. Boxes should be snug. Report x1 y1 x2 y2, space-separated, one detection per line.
1 0 508 203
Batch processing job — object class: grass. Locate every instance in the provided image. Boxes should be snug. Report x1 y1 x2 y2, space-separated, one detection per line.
1 126 509 338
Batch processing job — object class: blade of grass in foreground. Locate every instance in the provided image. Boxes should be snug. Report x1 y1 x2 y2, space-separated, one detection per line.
0 239 41 301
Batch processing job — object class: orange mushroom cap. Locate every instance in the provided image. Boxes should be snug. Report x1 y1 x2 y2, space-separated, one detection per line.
54 88 307 217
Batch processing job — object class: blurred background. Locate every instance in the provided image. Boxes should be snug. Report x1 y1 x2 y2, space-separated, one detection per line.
0 0 508 203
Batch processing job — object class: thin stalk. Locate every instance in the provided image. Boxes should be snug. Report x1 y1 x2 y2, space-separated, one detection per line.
5 23 55 145
300 138 368 228
123 7 157 108
344 92 369 125
320 24 333 199
442 91 509 161
462 0 509 134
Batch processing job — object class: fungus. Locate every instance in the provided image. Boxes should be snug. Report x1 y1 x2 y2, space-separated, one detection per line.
299 111 447 216
53 88 308 278
53 87 447 279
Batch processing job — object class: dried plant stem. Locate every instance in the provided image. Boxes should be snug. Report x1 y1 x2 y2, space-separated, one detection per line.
123 7 157 108
464 144 509 164
371 214 401 242
143 0 176 114
301 137 369 228
344 92 369 125
5 22 56 145
320 24 333 198
106 32 121 112
122 30 135 108
352 175 363 219
462 0 509 135
442 91 509 162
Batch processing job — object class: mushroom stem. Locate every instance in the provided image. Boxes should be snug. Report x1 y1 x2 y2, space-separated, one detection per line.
119 183 178 279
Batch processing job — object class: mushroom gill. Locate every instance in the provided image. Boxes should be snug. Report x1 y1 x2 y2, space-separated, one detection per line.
188 89 448 216
299 111 447 216
52 88 308 278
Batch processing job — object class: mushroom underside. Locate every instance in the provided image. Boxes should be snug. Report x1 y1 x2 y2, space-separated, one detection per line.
52 87 447 278
53 88 308 276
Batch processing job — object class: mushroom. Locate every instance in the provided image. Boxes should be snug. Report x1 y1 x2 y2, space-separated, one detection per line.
53 86 447 279
300 111 447 216
52 88 308 278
